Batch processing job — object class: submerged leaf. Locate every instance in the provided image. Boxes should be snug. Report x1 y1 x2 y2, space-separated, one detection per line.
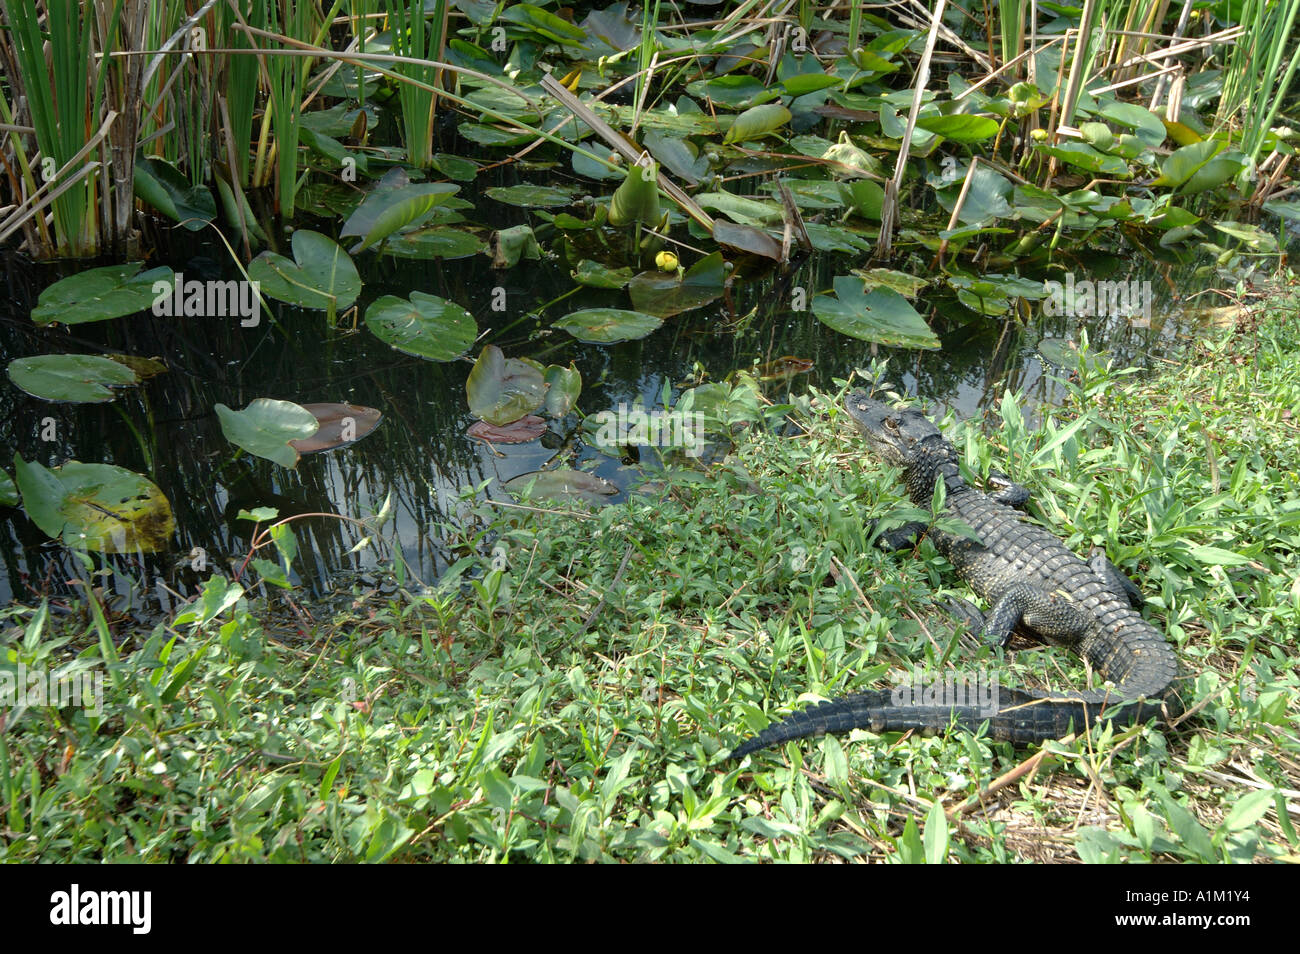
468 415 547 443
503 469 618 505
289 403 383 453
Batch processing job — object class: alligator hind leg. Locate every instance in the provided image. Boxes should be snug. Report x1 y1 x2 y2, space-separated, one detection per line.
980 582 1091 650
1088 548 1144 608
986 471 1031 508
871 519 928 552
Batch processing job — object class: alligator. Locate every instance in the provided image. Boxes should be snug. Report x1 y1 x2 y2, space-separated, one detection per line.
731 390 1185 759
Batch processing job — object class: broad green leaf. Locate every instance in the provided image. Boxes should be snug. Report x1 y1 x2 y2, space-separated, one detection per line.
571 260 633 288
543 364 581 417
248 230 361 312
723 104 792 144
31 263 175 326
7 354 138 403
813 276 940 349
365 291 477 361
608 162 661 227
915 113 1000 142
215 398 320 468
554 308 663 344
340 181 460 251
133 156 217 230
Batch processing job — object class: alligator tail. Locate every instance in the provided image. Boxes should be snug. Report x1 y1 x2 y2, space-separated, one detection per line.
731 687 1177 759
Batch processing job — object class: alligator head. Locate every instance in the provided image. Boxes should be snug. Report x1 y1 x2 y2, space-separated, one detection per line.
844 389 960 496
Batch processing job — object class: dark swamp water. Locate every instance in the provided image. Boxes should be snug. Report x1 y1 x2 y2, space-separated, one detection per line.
0 217 1263 614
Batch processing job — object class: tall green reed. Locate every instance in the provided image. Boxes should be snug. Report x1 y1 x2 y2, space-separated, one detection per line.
384 0 447 170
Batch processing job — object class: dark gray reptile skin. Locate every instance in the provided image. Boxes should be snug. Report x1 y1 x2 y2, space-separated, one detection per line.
732 391 1185 758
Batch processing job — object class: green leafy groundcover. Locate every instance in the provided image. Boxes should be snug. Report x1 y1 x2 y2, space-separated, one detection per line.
2 295 1297 862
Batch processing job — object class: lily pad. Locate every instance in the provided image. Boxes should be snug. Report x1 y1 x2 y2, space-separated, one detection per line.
13 455 174 552
7 354 139 403
289 403 383 453
713 220 783 259
489 225 542 268
813 277 940 349
466 345 547 426
853 268 929 297
628 252 727 318
215 399 321 468
0 470 16 507
485 184 579 208
248 230 361 312
468 415 547 444
503 469 618 505
554 308 663 344
31 263 175 326
365 292 477 361
382 226 485 260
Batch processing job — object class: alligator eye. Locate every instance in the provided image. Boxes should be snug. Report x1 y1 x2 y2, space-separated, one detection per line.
885 417 899 430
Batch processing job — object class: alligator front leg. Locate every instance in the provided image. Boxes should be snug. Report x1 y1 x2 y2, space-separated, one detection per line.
980 582 1091 649
1088 548 1144 609
986 471 1031 508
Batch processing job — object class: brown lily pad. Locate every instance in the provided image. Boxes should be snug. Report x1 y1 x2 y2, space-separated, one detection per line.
468 415 547 444
289 403 383 453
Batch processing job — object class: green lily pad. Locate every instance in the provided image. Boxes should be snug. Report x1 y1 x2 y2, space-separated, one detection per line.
628 252 727 318
13 455 174 552
431 153 480 181
489 225 542 268
0 469 16 507
365 292 477 361
248 230 361 312
485 184 579 208
503 469 618 505
215 399 320 468
382 226 485 260
1041 142 1130 176
7 354 139 403
813 276 940 349
466 345 547 426
1152 140 1244 194
31 263 175 326
134 156 217 230
554 308 663 344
